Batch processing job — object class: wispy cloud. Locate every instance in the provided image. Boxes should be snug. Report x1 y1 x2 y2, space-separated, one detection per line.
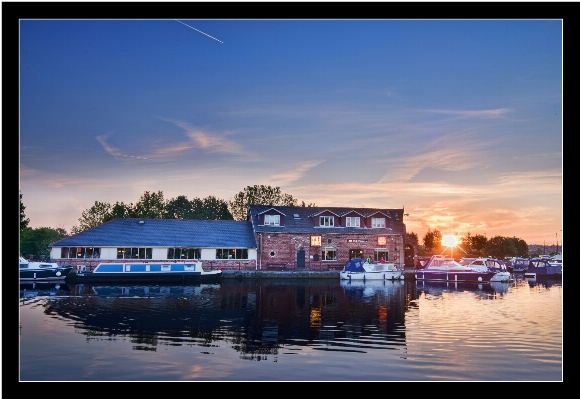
269 160 325 186
96 133 151 161
422 108 512 119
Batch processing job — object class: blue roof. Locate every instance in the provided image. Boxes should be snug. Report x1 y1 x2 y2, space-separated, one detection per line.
51 218 257 248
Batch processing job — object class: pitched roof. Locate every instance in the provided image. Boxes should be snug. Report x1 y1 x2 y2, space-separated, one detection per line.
50 218 258 248
248 205 406 235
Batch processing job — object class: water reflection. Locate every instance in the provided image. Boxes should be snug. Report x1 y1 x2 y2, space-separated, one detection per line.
19 278 562 381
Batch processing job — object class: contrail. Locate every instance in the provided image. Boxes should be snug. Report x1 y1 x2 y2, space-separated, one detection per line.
175 20 223 43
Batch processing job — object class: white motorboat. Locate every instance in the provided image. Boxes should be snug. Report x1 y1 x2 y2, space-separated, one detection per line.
339 258 403 281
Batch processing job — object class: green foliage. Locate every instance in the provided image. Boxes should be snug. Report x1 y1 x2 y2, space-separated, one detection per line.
405 232 419 246
71 201 112 234
20 227 68 259
422 229 442 253
132 191 166 219
460 232 487 255
20 193 30 231
484 236 528 259
229 185 298 220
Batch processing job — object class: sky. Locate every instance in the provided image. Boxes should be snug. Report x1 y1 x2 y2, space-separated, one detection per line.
18 19 563 246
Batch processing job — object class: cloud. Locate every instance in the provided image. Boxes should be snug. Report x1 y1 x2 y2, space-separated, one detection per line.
269 160 325 186
422 108 512 119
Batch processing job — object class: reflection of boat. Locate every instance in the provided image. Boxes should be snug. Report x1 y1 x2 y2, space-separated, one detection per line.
69 261 223 283
20 282 70 298
415 279 512 297
415 255 513 283
19 255 74 282
340 278 404 297
524 258 562 279
339 258 403 280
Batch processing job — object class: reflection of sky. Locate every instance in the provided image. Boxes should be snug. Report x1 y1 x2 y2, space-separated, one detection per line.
18 19 562 244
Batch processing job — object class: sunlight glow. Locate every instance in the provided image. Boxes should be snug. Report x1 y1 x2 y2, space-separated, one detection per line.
442 235 458 247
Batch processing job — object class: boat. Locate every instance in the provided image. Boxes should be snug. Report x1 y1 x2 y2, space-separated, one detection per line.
68 261 223 283
506 257 529 273
19 255 74 282
339 258 403 281
414 255 513 283
524 257 562 279
460 257 513 282
549 254 562 267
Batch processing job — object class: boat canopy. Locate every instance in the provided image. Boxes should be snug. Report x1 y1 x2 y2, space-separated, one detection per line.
343 258 367 273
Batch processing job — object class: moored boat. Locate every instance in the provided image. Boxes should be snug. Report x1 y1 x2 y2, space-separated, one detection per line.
415 255 513 283
68 261 223 283
339 258 403 281
507 257 529 273
524 257 562 279
461 257 513 282
20 255 74 282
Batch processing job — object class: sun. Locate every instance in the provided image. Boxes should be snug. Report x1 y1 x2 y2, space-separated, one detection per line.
441 235 458 247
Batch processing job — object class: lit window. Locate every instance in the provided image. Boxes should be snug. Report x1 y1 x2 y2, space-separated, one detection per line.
346 217 360 227
216 249 248 260
167 248 200 259
264 214 280 225
372 217 385 228
320 216 334 227
322 248 337 261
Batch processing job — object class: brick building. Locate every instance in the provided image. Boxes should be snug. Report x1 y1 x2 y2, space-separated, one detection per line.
248 205 407 270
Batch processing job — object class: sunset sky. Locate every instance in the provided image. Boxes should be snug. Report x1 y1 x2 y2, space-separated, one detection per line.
19 19 562 246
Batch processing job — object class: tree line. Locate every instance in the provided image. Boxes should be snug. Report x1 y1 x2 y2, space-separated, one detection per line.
419 228 530 259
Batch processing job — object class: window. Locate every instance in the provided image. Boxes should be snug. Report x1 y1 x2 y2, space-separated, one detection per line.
216 248 248 259
320 216 334 227
322 248 337 261
167 248 200 260
264 214 280 225
61 247 101 259
374 249 389 262
117 247 152 259
346 217 360 227
371 217 386 228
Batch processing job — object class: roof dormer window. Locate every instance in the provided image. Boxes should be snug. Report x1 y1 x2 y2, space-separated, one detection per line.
320 216 334 227
264 214 280 226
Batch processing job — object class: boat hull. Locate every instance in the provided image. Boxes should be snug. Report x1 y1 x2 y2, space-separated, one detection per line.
415 270 510 283
20 267 73 281
70 271 222 284
340 271 403 280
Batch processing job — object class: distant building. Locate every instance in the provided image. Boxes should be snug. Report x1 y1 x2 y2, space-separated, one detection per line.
49 205 409 270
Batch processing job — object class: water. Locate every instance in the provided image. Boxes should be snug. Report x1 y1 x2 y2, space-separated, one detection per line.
18 276 562 381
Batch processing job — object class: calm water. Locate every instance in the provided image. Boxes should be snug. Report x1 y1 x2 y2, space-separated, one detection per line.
18 275 562 381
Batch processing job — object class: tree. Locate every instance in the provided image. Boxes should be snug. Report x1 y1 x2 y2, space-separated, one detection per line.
229 185 298 220
484 236 528 259
405 232 419 247
71 201 112 234
132 190 166 219
20 227 68 260
105 201 134 221
300 201 317 207
164 195 194 219
195 196 234 220
20 193 30 231
422 229 442 254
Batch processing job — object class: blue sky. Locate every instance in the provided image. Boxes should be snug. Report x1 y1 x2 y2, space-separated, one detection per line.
19 19 562 245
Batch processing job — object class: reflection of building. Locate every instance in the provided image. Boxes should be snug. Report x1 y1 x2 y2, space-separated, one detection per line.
44 280 411 359
48 205 408 271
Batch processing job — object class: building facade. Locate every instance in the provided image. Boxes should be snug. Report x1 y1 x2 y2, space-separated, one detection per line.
48 205 407 271
248 205 407 270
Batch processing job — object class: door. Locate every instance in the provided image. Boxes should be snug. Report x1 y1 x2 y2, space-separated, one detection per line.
296 249 305 268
